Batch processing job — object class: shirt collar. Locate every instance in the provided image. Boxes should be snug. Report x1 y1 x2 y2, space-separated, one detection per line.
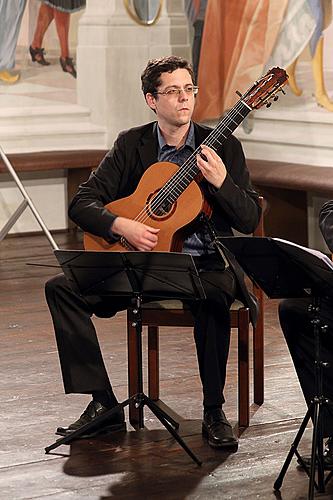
156 121 195 151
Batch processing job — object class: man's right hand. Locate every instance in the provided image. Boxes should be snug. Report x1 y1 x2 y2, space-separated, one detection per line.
111 217 160 251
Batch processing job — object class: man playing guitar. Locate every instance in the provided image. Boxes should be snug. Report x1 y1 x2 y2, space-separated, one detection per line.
45 56 261 449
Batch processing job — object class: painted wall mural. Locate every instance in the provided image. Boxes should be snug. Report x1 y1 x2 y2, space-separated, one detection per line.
192 0 333 122
0 0 85 84
0 0 27 83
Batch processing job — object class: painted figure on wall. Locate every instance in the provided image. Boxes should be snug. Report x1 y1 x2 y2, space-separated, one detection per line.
278 0 333 111
184 0 208 81
0 0 27 84
29 0 86 78
193 0 333 122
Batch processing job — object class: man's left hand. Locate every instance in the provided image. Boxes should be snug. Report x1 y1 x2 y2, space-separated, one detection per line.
196 145 226 189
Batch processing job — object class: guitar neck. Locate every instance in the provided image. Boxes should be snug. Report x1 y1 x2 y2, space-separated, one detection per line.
201 99 251 151
162 99 252 204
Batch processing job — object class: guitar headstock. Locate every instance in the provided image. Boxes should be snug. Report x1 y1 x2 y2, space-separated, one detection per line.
241 67 289 109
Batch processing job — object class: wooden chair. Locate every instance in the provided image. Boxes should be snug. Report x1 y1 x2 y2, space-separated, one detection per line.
127 197 265 429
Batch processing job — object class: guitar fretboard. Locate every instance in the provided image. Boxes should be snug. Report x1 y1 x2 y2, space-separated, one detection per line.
156 100 251 208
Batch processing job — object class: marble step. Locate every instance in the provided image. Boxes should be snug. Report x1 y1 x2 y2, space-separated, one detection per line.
0 104 94 127
0 120 107 154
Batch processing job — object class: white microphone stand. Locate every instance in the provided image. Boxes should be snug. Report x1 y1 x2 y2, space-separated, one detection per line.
0 145 58 251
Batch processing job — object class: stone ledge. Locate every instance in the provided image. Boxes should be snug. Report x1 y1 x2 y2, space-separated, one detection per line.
247 159 333 193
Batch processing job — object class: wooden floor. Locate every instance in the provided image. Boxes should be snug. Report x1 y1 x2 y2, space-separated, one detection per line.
1 232 333 500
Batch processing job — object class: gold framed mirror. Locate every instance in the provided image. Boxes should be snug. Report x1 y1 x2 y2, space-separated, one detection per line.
124 0 163 26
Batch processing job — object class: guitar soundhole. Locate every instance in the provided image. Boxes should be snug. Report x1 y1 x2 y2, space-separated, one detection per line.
146 190 177 220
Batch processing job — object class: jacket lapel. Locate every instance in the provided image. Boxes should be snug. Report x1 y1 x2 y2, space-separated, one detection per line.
193 123 211 148
138 123 159 171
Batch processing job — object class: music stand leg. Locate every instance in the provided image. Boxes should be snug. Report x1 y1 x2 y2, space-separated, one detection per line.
274 405 312 491
45 398 131 453
45 294 201 466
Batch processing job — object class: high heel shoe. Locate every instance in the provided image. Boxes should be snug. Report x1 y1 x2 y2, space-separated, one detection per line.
29 46 50 66
59 57 77 78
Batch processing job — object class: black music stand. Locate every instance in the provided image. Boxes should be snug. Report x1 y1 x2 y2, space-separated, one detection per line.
219 236 333 499
45 250 205 466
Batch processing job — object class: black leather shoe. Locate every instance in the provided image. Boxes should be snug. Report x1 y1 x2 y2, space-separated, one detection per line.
56 400 126 438
298 437 333 470
202 408 238 449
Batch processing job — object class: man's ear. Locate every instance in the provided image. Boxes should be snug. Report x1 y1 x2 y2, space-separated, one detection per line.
146 93 156 111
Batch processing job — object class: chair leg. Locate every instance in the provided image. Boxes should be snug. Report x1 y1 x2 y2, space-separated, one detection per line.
253 289 264 406
148 326 159 401
238 308 250 428
127 310 141 428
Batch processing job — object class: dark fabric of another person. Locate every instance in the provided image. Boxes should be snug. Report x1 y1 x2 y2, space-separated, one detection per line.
46 120 261 408
40 0 85 12
279 199 333 436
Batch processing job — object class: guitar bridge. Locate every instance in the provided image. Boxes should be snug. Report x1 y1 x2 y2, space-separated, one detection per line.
120 236 136 251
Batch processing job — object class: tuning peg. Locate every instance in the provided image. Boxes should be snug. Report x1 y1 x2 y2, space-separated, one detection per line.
273 95 279 101
266 102 272 108
236 90 242 97
281 88 286 95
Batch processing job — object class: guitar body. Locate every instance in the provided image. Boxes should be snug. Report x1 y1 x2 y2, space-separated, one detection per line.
84 161 212 252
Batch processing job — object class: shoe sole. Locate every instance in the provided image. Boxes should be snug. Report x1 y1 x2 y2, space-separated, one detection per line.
202 425 239 450
56 421 126 439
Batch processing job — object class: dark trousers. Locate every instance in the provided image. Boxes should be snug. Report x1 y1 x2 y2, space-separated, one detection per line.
45 253 237 408
279 297 333 437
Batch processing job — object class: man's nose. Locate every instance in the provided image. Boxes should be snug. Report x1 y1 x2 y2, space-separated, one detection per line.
178 89 189 100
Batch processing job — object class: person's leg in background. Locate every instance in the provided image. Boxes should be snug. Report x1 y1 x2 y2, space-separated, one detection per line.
29 3 54 66
0 0 27 83
53 8 77 78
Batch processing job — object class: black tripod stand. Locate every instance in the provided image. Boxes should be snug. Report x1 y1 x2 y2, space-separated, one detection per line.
45 250 204 465
219 236 333 499
274 296 330 499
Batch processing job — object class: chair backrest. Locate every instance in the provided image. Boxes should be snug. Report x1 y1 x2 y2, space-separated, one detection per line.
252 195 265 300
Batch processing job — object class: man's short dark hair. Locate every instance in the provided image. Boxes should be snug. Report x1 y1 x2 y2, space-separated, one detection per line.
141 55 195 96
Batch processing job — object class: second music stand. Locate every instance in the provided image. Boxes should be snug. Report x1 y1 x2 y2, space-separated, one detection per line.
219 236 333 499
45 250 205 465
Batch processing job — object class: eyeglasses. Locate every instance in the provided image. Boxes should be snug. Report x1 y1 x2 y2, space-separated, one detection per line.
154 85 199 97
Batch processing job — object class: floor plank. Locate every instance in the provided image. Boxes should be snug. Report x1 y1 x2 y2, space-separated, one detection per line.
1 233 332 499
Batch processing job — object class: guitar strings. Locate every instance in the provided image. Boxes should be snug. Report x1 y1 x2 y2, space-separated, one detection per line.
148 100 249 210
131 99 250 227
133 100 249 226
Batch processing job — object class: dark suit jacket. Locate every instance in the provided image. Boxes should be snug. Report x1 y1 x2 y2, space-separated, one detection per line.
69 121 261 241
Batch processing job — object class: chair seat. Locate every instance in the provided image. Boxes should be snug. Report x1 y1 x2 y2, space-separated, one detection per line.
142 299 246 311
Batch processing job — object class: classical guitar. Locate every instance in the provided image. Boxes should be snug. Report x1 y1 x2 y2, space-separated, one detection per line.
84 67 288 252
